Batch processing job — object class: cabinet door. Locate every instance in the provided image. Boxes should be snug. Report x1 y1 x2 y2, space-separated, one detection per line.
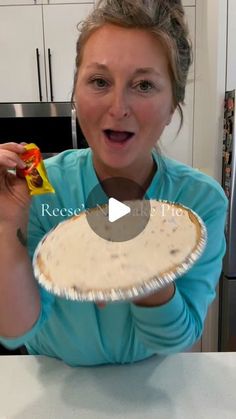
0 5 46 102
159 7 195 166
43 3 93 102
0 1 42 4
226 0 236 91
49 0 93 3
182 0 195 5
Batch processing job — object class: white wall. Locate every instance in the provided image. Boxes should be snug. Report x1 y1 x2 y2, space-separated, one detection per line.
193 0 227 183
226 0 236 91
193 0 227 352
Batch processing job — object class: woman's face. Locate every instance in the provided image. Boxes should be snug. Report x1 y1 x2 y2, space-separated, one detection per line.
75 24 174 171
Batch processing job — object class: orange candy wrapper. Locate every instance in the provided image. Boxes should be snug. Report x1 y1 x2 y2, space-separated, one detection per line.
18 143 55 196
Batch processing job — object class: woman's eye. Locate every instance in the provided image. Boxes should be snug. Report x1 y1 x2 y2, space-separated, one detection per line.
136 80 154 92
90 78 108 88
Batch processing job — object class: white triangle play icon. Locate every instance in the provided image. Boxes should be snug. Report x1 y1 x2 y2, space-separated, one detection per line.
108 198 131 223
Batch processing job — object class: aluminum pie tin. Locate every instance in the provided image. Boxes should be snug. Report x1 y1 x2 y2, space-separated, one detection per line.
32 200 207 302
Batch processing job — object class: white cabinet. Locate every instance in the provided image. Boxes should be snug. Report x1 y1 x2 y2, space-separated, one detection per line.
160 6 195 166
0 5 45 102
43 3 93 101
182 0 195 5
226 0 236 91
0 1 42 4
0 3 93 102
0 1 93 4
49 1 93 3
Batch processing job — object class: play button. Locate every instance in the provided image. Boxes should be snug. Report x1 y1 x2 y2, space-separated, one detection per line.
85 177 151 242
108 198 131 222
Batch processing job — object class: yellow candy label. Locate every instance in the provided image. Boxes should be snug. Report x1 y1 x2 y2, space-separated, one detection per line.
18 143 55 196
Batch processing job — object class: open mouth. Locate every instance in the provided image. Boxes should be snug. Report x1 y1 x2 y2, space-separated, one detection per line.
103 129 134 143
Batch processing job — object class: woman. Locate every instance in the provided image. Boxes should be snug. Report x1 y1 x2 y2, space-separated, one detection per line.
0 0 227 366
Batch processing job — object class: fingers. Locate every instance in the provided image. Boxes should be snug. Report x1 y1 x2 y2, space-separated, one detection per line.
0 143 27 174
0 142 26 154
0 142 26 172
0 149 26 172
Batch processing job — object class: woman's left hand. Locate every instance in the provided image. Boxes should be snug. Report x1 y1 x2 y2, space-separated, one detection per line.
96 283 175 309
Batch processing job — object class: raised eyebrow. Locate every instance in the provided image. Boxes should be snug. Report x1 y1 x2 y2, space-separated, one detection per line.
86 63 108 70
85 63 162 78
133 68 162 78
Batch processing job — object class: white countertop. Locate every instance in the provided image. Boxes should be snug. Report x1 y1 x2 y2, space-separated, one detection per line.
0 353 236 419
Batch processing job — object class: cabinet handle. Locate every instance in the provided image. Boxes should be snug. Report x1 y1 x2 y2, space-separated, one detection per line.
36 48 42 102
48 48 54 102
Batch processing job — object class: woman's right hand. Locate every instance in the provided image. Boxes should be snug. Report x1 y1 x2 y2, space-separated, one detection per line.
0 142 31 224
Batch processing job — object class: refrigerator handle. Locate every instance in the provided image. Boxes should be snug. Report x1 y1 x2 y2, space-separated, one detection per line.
36 48 42 102
71 105 78 149
48 48 54 102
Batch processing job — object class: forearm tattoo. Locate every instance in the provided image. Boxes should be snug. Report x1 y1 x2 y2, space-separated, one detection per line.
17 228 27 247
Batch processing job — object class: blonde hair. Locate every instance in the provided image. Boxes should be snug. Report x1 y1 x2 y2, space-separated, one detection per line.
72 0 192 131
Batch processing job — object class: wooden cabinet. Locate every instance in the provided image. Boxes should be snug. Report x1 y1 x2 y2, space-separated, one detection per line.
0 3 93 102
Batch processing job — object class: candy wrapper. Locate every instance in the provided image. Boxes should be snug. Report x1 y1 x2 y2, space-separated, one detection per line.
18 143 55 196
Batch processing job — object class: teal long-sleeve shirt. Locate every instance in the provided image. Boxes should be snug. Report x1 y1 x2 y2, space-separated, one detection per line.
0 148 228 366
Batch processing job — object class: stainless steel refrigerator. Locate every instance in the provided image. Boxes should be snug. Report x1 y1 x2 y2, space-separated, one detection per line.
219 90 236 351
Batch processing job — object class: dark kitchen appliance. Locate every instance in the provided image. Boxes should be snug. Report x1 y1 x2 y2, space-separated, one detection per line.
219 90 236 351
0 102 88 156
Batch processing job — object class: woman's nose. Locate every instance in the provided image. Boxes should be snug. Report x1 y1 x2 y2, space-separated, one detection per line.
108 89 130 119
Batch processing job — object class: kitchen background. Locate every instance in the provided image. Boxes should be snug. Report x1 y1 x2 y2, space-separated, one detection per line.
0 0 234 353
